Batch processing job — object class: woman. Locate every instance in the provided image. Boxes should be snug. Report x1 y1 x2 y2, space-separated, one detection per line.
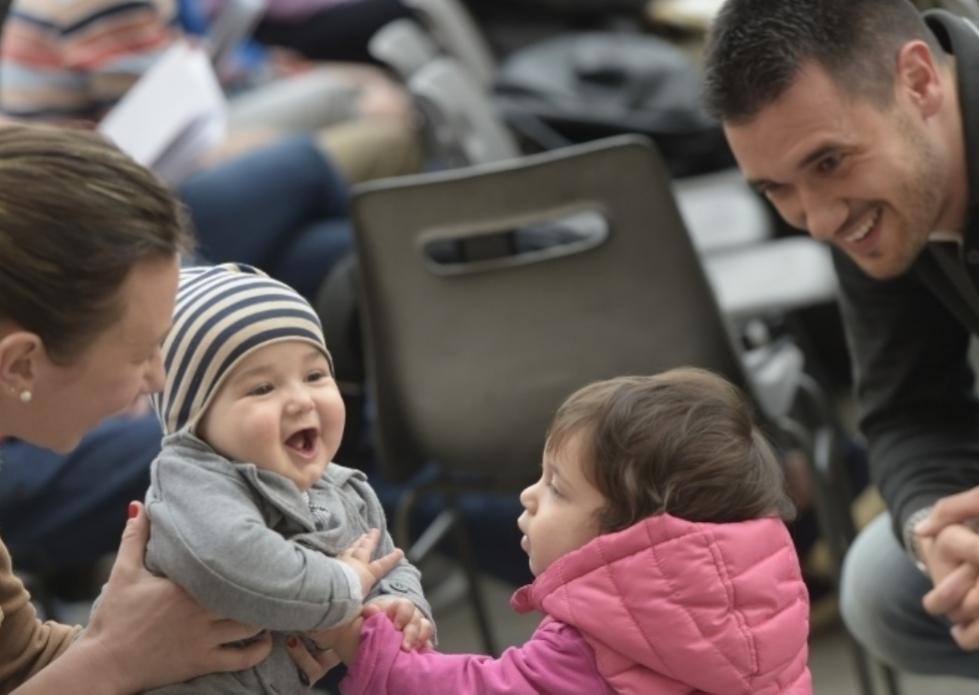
0 123 332 693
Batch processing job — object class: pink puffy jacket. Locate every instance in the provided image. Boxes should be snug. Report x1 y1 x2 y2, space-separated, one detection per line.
342 514 811 694
510 513 812 694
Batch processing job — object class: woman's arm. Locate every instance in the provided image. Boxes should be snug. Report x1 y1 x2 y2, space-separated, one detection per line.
12 503 270 695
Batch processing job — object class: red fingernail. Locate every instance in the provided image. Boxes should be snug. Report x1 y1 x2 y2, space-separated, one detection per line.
287 637 298 648
128 502 139 519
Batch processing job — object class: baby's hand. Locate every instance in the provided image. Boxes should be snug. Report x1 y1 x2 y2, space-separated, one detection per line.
338 528 404 597
364 597 433 651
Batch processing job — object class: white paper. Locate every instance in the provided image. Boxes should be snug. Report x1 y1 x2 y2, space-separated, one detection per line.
98 41 227 184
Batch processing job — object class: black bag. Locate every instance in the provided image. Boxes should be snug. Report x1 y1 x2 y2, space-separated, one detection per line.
494 32 734 177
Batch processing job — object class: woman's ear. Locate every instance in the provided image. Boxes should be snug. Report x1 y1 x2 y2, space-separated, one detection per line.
0 330 41 399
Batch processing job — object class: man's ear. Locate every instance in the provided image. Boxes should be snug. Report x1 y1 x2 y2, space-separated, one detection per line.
896 40 944 119
0 330 41 397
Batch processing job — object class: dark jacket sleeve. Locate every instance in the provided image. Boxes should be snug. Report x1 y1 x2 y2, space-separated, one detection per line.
834 248 979 542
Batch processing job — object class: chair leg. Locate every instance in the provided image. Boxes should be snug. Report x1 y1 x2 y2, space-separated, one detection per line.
446 498 498 656
845 632 878 695
396 486 499 656
880 662 902 695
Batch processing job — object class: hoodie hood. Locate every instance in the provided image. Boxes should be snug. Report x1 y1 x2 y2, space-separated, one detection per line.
512 514 811 694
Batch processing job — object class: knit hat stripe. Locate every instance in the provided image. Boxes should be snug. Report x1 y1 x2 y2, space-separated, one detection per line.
165 283 310 404
163 271 261 388
175 310 323 431
162 285 310 428
155 263 330 435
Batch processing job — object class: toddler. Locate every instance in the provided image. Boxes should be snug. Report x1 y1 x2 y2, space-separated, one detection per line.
141 263 432 693
323 368 812 694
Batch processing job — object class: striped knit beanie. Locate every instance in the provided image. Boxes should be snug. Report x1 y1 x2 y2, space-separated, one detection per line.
153 263 333 435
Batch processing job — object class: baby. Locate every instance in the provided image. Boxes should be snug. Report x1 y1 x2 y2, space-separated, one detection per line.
322 368 812 694
141 263 432 693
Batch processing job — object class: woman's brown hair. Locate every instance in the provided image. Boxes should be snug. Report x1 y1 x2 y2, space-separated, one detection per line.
0 124 192 363
545 368 795 533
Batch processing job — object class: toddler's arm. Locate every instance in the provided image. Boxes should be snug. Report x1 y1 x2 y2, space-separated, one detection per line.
332 613 614 695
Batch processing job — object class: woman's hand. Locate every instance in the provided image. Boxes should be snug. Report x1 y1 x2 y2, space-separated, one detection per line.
80 502 273 692
285 632 344 686
303 618 364 667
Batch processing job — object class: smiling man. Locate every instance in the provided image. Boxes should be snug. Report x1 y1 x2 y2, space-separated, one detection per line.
704 0 979 678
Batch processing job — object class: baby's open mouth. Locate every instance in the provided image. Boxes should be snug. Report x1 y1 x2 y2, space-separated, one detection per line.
285 428 318 455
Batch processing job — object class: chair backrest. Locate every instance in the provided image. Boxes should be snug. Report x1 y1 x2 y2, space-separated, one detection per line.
937 0 979 22
352 135 748 489
403 0 496 88
368 18 440 81
408 57 521 166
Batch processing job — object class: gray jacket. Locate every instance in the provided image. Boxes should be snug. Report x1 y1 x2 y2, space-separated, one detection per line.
142 432 430 694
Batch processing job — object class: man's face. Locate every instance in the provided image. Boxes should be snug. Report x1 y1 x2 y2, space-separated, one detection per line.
725 63 950 280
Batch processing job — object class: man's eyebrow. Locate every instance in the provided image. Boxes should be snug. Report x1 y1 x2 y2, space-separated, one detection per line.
747 144 839 193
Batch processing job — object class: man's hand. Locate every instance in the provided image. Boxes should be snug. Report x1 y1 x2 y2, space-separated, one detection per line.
337 528 404 597
364 597 434 651
915 488 979 648
916 487 979 538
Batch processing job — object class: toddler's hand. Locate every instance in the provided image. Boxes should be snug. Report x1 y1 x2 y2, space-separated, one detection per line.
338 528 404 597
364 597 433 651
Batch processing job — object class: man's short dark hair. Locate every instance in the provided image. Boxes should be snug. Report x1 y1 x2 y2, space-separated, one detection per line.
703 0 944 123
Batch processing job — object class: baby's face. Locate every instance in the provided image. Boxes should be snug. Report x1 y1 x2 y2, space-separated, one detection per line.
517 434 606 576
197 340 344 491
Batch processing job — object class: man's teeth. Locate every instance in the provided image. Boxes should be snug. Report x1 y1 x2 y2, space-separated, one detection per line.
846 209 879 243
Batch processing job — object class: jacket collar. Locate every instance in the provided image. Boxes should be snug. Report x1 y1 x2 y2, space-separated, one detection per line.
161 430 362 532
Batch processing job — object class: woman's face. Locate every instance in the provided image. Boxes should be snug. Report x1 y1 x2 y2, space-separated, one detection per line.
14 255 180 452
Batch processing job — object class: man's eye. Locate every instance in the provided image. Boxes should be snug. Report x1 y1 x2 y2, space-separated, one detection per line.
817 153 842 174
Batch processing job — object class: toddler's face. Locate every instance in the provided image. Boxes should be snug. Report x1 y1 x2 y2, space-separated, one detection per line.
517 434 605 576
197 340 344 491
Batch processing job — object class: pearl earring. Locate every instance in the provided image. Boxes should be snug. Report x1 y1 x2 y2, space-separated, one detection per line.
18 390 31 404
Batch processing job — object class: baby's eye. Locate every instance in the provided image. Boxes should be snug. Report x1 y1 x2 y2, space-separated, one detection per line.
247 383 274 397
306 369 328 383
547 480 562 498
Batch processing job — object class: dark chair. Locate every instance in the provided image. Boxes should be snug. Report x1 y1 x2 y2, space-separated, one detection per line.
349 135 896 694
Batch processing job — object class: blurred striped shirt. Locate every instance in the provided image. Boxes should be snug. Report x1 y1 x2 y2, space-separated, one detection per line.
0 0 179 120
